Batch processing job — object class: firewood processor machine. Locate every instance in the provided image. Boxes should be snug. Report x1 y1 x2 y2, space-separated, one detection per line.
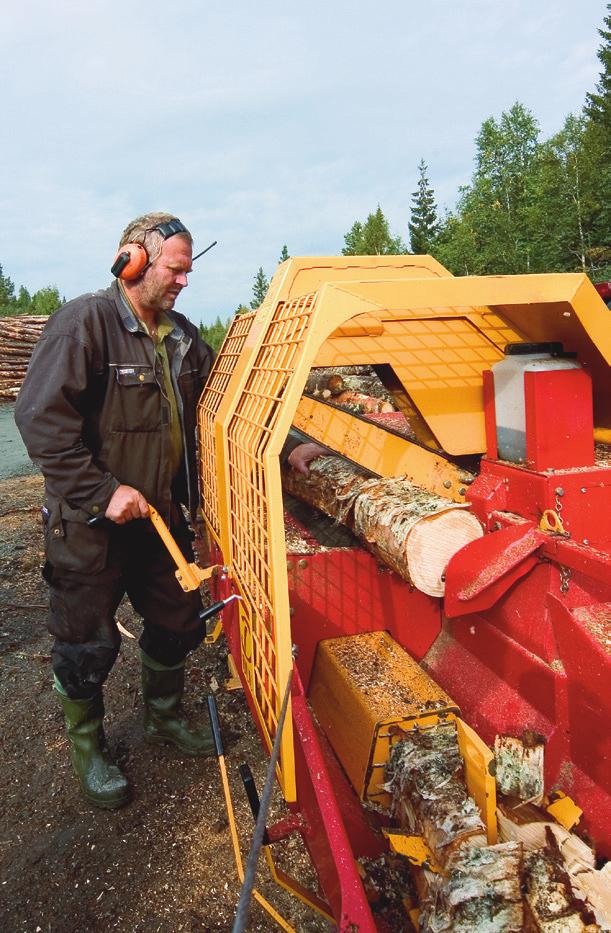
172 256 609 929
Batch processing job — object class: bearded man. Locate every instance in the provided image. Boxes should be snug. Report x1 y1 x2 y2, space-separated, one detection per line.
16 212 215 808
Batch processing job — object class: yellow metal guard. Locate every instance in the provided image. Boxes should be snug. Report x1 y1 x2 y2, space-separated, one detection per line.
197 257 611 801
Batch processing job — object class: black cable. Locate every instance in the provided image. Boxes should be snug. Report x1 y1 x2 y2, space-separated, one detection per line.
231 667 294 933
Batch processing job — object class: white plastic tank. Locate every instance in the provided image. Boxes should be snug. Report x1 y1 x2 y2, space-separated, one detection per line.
492 343 581 463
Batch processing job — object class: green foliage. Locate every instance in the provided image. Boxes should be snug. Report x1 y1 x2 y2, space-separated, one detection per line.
0 264 16 308
342 206 406 255
199 316 230 352
29 286 61 316
585 4 611 132
436 103 541 275
0 263 61 316
250 267 270 309
432 7 611 281
408 160 439 253
278 244 290 263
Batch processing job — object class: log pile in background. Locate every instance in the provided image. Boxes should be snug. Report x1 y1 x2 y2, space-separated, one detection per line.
0 316 46 400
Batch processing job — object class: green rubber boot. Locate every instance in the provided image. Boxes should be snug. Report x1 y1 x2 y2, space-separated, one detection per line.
140 651 214 757
55 681 130 810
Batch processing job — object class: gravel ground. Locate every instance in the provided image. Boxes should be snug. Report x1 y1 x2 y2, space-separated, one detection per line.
0 473 329 933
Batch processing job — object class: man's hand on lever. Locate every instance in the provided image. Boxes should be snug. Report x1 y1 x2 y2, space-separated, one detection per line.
287 442 329 477
105 484 150 524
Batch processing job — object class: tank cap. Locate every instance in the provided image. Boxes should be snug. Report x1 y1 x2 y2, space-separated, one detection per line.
504 341 564 356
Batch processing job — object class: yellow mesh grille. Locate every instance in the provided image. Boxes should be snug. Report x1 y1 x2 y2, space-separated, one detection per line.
198 312 256 541
225 292 316 770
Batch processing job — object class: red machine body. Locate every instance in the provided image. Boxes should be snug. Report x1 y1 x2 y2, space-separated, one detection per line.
208 315 610 930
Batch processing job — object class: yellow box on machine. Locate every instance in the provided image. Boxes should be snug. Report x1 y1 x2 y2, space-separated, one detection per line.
308 631 460 807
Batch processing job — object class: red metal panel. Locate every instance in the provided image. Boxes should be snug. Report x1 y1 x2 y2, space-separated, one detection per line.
524 369 594 471
468 459 611 550
287 548 441 689
444 522 542 619
291 671 379 932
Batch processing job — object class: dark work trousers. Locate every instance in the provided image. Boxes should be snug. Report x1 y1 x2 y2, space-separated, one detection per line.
44 511 205 700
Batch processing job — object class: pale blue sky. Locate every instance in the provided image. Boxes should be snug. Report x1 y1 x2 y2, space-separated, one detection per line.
1 0 607 324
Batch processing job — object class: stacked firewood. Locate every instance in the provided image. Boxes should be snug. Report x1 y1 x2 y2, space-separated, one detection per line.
0 316 47 400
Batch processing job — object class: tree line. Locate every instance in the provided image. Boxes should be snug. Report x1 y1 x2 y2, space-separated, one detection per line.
0 264 62 317
206 3 609 353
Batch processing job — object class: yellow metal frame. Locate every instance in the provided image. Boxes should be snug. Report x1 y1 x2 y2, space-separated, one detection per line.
293 395 471 501
197 257 611 802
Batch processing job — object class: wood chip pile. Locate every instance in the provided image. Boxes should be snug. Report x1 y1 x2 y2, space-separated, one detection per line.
0 316 46 400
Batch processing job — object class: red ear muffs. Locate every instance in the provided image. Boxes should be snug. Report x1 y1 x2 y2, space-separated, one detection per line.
111 243 149 280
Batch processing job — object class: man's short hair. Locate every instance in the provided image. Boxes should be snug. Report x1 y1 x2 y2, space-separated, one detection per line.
119 212 192 265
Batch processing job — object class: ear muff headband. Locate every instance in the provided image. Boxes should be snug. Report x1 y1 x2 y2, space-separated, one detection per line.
111 218 189 280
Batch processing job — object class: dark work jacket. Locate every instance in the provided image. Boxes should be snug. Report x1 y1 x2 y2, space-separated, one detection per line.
15 282 214 574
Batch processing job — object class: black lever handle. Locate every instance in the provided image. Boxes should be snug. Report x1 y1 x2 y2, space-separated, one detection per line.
206 693 224 758
239 763 269 845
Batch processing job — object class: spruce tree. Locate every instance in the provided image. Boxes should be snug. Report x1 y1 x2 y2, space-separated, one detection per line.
585 4 611 132
584 3 611 273
0 263 16 311
250 267 270 309
278 245 290 263
408 160 439 254
342 207 405 255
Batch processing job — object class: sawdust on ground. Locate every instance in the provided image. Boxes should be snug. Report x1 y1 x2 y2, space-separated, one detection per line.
0 473 329 933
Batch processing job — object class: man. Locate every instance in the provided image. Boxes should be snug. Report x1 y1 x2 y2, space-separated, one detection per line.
15 212 215 809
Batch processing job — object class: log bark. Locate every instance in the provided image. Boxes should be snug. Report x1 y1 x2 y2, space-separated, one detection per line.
420 843 524 932
304 365 395 406
494 732 545 804
282 457 482 595
387 725 487 866
387 726 524 931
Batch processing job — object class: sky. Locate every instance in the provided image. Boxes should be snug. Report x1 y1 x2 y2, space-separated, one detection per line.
0 0 607 325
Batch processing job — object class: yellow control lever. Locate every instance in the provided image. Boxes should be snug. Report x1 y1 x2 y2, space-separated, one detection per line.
147 503 218 592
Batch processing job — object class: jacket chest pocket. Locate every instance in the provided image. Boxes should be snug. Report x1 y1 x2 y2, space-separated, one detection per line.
112 365 161 430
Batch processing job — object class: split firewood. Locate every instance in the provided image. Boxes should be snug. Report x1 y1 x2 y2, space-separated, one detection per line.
282 456 482 595
498 805 610 929
419 842 524 932
494 732 545 804
523 828 600 931
572 863 611 931
497 805 595 874
387 725 487 866
387 726 524 931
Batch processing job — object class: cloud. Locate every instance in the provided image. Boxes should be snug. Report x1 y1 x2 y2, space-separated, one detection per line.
1 0 607 322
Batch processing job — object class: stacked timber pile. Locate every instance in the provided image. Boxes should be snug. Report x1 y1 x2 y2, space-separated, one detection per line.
0 316 46 400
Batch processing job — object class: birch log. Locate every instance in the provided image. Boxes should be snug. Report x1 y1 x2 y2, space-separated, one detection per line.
282 457 482 595
387 726 487 865
387 726 524 931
